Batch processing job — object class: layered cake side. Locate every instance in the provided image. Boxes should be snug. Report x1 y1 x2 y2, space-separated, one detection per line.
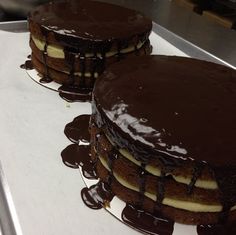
90 55 236 225
28 0 152 92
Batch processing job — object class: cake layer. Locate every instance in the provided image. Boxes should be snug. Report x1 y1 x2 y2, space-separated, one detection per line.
30 36 151 75
90 121 217 190
90 121 236 214
96 159 236 225
31 54 94 87
31 35 147 59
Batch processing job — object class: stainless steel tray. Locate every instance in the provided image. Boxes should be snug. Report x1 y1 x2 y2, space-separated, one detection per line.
0 19 235 235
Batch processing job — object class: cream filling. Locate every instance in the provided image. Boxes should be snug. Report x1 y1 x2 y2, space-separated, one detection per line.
32 35 145 59
120 148 218 190
99 155 236 213
105 135 218 190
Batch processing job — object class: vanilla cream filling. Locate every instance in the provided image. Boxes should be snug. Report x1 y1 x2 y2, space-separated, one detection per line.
105 136 218 190
32 35 145 59
98 155 236 213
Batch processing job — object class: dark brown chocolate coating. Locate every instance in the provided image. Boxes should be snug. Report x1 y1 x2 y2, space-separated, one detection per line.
29 0 152 50
93 55 236 167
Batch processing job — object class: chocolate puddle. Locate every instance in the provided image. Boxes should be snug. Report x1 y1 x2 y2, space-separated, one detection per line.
81 181 114 210
20 60 34 70
64 114 90 143
61 144 97 179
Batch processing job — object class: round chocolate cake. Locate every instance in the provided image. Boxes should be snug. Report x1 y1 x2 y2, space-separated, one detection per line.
28 0 152 92
90 55 236 225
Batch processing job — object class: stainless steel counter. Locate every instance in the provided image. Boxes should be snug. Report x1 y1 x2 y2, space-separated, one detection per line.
100 0 236 67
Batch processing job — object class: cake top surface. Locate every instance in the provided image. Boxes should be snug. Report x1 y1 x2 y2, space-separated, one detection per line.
94 55 236 167
29 0 152 41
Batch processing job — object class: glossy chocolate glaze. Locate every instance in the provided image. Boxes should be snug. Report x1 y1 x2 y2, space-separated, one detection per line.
93 55 236 166
122 204 174 235
29 0 152 49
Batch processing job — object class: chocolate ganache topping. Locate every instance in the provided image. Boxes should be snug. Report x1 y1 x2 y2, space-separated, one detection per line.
28 0 152 50
93 55 236 167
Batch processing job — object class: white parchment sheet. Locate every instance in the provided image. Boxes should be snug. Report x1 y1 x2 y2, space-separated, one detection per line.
0 30 196 235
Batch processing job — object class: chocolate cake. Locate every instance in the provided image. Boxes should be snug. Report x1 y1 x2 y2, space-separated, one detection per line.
28 0 152 93
90 55 236 225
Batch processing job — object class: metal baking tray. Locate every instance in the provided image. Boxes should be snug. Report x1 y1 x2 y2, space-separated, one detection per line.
0 20 235 235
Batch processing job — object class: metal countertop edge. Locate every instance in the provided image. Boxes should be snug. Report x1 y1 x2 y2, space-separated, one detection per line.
152 22 236 69
0 162 23 235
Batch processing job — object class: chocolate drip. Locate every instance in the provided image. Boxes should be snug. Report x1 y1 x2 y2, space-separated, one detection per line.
27 54 31 59
197 222 236 235
20 60 33 70
122 204 174 235
40 41 52 83
138 163 147 207
155 171 166 211
117 42 122 61
64 114 90 143
213 166 236 223
58 85 91 102
134 44 139 56
91 53 98 85
81 181 114 210
187 162 204 194
64 51 76 85
107 147 119 174
61 144 97 179
79 53 86 87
